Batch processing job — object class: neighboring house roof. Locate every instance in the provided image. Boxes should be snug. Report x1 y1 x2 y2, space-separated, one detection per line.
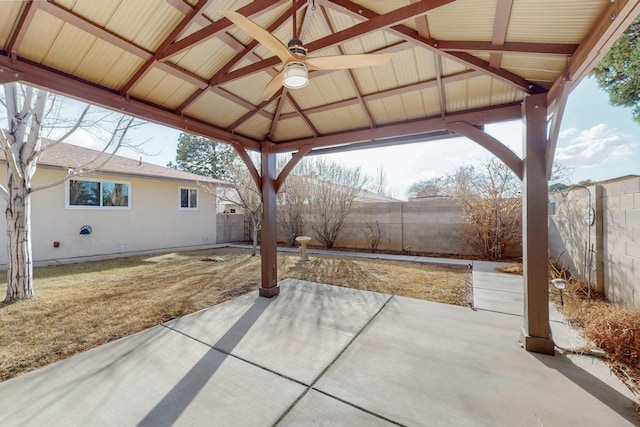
3 142 228 186
356 189 401 203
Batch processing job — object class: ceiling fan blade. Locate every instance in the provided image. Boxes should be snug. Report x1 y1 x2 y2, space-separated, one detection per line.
305 53 393 71
221 11 294 64
261 70 285 101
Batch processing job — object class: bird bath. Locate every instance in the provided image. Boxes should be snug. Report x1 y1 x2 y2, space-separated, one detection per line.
295 236 312 261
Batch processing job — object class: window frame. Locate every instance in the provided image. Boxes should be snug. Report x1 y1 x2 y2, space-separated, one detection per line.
65 178 132 210
178 187 199 210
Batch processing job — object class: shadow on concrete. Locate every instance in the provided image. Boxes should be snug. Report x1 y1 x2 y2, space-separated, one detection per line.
533 353 639 424
136 297 272 427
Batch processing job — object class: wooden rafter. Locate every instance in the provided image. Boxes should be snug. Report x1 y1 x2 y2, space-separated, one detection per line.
178 2 298 114
438 41 577 56
158 0 289 60
121 0 211 95
286 93 320 137
325 0 545 94
318 5 374 127
214 0 455 86
489 0 513 68
278 70 481 120
275 102 522 152
5 0 38 56
0 55 259 150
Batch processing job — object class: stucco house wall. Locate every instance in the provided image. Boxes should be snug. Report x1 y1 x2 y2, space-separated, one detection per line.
0 143 221 267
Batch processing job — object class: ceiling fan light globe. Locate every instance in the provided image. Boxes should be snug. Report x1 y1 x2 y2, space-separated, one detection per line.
283 62 309 89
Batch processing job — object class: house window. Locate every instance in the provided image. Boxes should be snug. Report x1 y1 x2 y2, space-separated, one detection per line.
180 188 198 209
67 179 130 209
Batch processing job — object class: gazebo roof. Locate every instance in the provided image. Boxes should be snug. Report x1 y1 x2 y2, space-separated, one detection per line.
1 0 638 156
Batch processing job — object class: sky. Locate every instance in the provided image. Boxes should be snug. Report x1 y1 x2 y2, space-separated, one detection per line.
65 76 639 200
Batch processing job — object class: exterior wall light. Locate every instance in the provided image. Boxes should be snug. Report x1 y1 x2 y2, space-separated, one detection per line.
283 62 308 89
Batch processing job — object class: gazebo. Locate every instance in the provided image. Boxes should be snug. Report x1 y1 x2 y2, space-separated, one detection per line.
1 0 638 355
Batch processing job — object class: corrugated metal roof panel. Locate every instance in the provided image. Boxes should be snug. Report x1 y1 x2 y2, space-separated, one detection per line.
221 70 282 106
440 57 469 77
235 114 272 140
130 69 198 110
428 0 497 41
0 1 24 47
444 80 468 113
173 37 237 79
292 71 358 110
202 0 253 22
103 0 184 51
184 90 248 129
367 92 428 126
272 116 315 141
64 0 120 27
75 40 143 90
508 0 604 43
309 104 370 134
41 23 96 76
501 53 568 87
18 10 64 63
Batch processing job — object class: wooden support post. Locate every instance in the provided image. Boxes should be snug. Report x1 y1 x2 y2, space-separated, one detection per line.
520 93 554 355
259 141 279 297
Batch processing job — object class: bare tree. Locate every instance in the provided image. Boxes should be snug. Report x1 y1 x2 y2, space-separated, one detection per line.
277 173 308 246
216 158 263 256
446 159 521 260
0 83 138 302
303 158 364 249
407 177 446 199
363 220 385 251
368 164 390 196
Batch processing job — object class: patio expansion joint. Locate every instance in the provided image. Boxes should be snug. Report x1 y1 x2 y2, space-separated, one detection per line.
159 323 308 388
273 294 403 426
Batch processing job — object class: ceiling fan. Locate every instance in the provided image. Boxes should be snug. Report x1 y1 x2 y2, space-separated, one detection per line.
220 4 393 101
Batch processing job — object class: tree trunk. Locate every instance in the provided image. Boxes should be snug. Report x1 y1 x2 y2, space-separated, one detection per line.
251 218 258 257
4 177 34 302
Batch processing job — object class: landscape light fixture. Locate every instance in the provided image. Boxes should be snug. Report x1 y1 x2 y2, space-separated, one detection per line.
283 62 308 89
551 278 567 306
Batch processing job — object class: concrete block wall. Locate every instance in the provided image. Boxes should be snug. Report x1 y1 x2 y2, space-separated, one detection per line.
549 176 640 308
281 198 509 257
216 214 245 243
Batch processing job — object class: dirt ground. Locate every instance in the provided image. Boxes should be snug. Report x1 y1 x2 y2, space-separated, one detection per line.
0 247 471 382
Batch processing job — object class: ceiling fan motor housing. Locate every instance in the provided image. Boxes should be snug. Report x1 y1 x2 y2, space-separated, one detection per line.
287 38 307 57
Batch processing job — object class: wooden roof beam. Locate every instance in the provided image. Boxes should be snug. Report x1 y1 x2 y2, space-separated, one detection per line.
121 0 210 95
216 0 454 86
5 0 38 56
159 0 290 60
38 1 152 60
278 69 481 120
438 41 577 55
177 1 299 114
325 0 545 95
0 55 260 151
275 102 522 152
318 5 374 127
489 0 513 68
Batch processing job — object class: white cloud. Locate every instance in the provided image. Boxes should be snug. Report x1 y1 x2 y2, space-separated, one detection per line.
555 124 636 168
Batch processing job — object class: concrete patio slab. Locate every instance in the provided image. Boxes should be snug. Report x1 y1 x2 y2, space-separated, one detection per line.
472 260 589 349
166 279 391 385
315 296 638 426
0 323 306 427
279 389 397 426
0 278 636 426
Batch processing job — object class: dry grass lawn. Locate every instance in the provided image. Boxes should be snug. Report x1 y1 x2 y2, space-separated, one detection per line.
0 247 471 382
